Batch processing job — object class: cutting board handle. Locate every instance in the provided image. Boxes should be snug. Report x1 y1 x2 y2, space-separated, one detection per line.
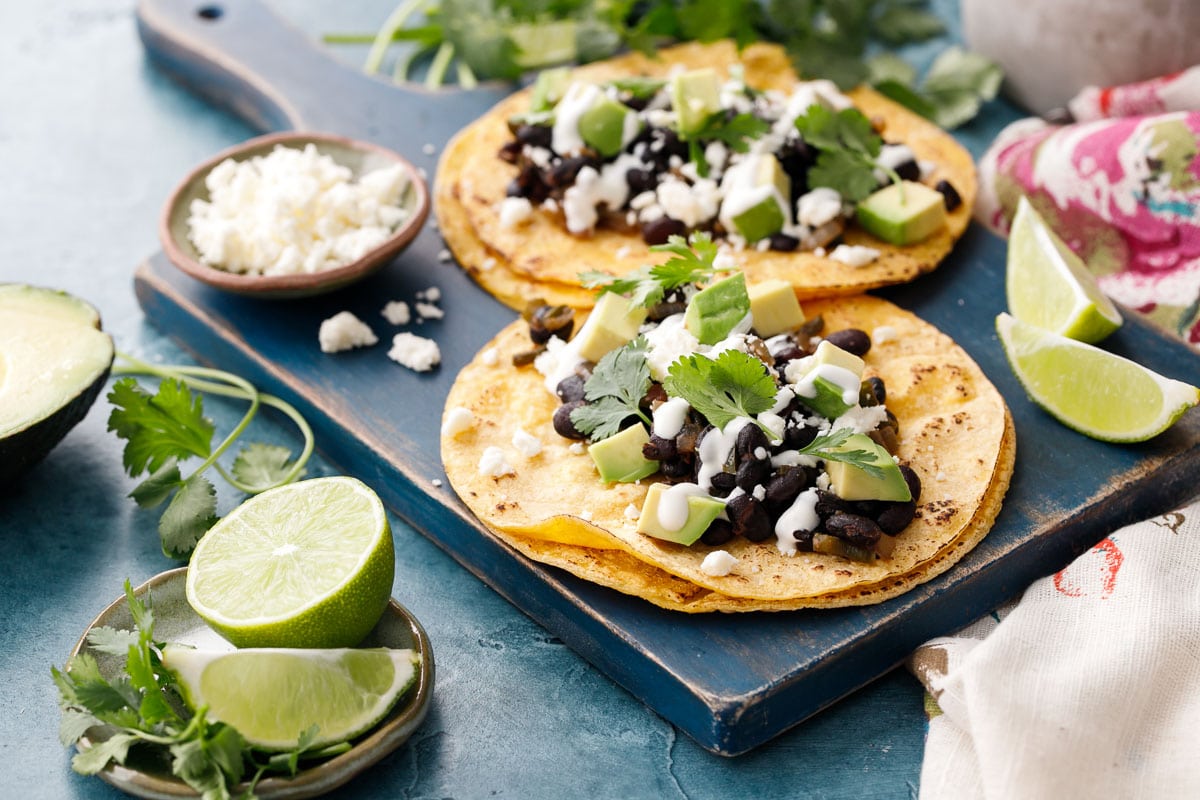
135 0 508 140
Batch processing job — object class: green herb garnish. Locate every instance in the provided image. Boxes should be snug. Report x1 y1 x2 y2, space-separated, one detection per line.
580 232 722 309
794 103 901 202
685 111 771 177
570 337 653 441
662 349 777 433
106 355 314 559
795 427 887 479
52 581 335 800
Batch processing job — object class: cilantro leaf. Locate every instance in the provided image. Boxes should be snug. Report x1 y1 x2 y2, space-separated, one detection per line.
807 148 881 202
685 111 770 175
232 444 304 492
663 350 777 432
570 337 652 441
581 232 721 309
85 626 140 657
797 427 886 478
129 461 183 509
159 475 218 560
794 104 887 201
871 2 945 44
107 378 214 477
605 76 667 99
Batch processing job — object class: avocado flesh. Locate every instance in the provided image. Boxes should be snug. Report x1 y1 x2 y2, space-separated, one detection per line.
856 181 946 245
578 95 637 157
684 272 751 345
724 155 791 242
824 433 911 502
748 279 805 338
0 285 114 483
793 341 864 419
531 67 571 112
588 423 659 484
671 68 722 137
574 292 648 364
637 482 726 545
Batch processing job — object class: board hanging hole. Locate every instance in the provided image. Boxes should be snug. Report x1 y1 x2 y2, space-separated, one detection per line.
196 5 223 21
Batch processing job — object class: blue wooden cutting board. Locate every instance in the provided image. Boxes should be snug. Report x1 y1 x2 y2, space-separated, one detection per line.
133 0 1200 755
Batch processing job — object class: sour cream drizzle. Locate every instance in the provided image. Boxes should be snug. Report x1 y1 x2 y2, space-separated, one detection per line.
775 487 820 555
655 482 713 532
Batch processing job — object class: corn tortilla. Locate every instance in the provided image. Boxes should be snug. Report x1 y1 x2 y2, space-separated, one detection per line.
441 294 1014 610
435 41 977 311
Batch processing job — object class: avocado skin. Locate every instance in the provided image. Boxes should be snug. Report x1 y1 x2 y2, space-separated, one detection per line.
0 362 111 484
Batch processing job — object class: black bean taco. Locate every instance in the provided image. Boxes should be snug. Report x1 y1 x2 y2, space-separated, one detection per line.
435 40 976 311
440 243 1014 612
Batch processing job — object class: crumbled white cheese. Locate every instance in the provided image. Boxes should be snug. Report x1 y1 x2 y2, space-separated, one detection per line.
831 404 888 435
480 347 499 366
829 244 881 268
318 311 378 353
442 406 476 438
422 143 436 155
579 509 594 522
387 332 440 372
498 196 534 229
700 550 738 577
511 427 543 458
569 442 586 455
480 256 497 271
876 143 916 172
656 176 720 228
873 325 898 344
752 484 766 501
415 301 444 320
437 248 452 262
478 446 515 477
432 478 443 487
419 286 441 302
624 503 641 521
381 300 411 325
796 188 844 228
188 144 409 276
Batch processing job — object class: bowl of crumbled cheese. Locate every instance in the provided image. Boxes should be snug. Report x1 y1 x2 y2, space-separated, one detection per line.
161 131 429 299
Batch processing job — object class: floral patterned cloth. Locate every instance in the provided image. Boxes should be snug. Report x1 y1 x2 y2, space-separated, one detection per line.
976 70 1200 345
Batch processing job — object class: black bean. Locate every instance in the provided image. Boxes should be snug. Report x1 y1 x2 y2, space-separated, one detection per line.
824 328 871 357
792 529 816 551
641 216 687 245
777 139 813 202
784 421 818 450
529 304 574 344
735 458 771 492
647 300 688 321
700 518 735 546
770 340 804 365
497 140 522 164
641 383 668 412
899 464 922 502
815 490 854 518
768 233 800 252
860 376 886 405
660 457 693 482
825 513 883 548
515 124 552 149
935 179 962 212
709 471 737 497
868 424 899 456
894 159 921 182
764 468 806 507
626 167 658 195
508 163 549 203
555 374 586 404
727 494 773 542
511 345 545 367
553 400 588 440
675 421 708 457
876 501 916 535
547 156 595 189
736 424 770 461
643 434 677 461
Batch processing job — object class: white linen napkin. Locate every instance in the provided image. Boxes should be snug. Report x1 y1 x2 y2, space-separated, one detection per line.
908 502 1200 800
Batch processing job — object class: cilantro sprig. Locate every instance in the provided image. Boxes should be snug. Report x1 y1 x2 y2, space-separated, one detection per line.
569 337 652 441
794 104 901 202
684 111 771 177
52 581 343 799
107 354 314 559
580 231 722 309
795 427 886 479
663 349 777 433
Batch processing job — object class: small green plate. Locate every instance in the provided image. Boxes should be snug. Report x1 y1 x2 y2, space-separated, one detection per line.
69 567 435 799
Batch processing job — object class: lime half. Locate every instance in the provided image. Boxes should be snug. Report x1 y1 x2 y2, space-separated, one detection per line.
186 476 394 648
1006 196 1122 344
162 645 418 751
997 313 1199 442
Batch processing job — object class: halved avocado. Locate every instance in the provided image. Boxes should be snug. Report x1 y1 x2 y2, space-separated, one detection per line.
0 284 114 484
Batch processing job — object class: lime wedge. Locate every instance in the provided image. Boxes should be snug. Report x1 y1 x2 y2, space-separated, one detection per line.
162 645 418 751
186 476 394 649
997 313 1199 441
1006 196 1123 343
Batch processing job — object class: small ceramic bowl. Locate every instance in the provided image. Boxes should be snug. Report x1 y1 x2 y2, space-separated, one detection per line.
69 568 435 799
160 131 430 299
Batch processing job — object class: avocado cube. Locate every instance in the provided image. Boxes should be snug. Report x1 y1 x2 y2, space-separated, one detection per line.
824 433 912 502
724 155 791 242
793 340 865 419
574 292 648 364
636 482 726 545
683 272 751 345
588 424 659 484
579 95 638 157
748 279 805 337
856 181 947 246
670 68 722 137
531 67 572 112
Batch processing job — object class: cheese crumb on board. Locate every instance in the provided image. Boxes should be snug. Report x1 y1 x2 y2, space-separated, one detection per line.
188 143 409 276
318 311 378 353
387 332 441 371
381 300 411 325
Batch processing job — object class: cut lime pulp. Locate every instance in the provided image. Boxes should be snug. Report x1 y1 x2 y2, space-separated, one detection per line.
162 645 418 751
996 313 1199 442
186 476 394 649
1006 196 1122 344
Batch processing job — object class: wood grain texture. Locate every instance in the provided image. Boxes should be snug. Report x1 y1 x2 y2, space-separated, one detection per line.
134 0 1200 755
